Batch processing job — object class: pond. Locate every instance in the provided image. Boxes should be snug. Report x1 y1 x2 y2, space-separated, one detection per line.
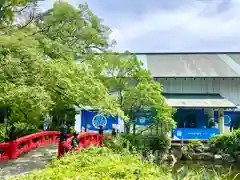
169 161 240 179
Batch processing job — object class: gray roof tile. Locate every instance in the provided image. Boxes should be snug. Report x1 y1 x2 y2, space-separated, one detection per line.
138 53 240 77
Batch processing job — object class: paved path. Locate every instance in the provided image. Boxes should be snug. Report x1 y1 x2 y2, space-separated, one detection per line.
0 144 58 179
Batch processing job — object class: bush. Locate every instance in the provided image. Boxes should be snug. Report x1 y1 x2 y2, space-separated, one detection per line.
11 146 237 180
143 133 171 154
12 147 172 180
0 124 6 142
186 140 203 152
120 133 144 151
209 129 240 154
103 136 128 153
14 123 39 136
4 122 39 141
104 133 171 158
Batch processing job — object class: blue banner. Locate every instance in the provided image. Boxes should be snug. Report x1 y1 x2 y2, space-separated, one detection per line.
81 110 118 131
134 107 156 126
173 128 219 140
214 111 240 127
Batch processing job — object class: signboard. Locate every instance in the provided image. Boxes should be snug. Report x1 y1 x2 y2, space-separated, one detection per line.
173 128 219 140
81 110 118 131
134 107 156 126
214 111 240 127
92 114 107 129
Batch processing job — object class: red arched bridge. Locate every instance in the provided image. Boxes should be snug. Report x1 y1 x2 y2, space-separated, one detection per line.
0 131 108 161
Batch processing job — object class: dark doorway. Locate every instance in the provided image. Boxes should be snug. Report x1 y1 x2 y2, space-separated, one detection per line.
175 109 197 128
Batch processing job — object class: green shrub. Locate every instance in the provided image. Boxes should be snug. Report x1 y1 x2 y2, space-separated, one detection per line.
12 147 172 180
209 129 240 154
0 124 6 142
103 136 128 153
11 146 238 180
187 140 203 151
14 123 39 136
143 133 171 154
120 133 144 151
106 133 171 155
4 122 39 141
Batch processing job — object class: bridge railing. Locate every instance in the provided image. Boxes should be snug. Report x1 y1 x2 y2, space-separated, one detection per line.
0 131 61 161
0 142 11 160
58 132 110 158
0 131 110 161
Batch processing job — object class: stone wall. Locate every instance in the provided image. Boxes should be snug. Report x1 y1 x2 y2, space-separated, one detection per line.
167 144 240 164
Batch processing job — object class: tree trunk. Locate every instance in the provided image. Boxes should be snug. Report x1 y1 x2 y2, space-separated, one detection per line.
119 90 123 107
133 123 136 135
125 123 130 134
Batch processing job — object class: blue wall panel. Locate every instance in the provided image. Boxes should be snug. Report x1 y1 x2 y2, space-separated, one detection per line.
214 111 240 127
175 109 207 128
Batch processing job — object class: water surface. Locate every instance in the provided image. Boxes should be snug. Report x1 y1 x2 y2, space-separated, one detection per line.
170 161 240 179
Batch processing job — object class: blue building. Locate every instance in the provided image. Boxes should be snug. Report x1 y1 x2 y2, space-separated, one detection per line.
136 52 240 140
74 53 240 140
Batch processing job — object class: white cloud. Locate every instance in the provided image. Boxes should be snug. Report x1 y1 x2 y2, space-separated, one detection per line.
108 0 240 52
40 0 240 52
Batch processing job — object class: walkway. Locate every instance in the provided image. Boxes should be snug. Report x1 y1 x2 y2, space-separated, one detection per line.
0 144 58 179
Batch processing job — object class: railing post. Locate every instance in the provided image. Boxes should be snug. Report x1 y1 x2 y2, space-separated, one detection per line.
49 134 53 144
29 138 33 149
9 141 18 159
58 141 64 158
40 136 44 145
52 134 56 144
58 127 67 158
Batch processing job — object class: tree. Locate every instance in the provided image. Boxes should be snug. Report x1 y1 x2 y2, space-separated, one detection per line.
0 0 173 141
123 81 175 134
33 2 122 127
36 2 112 58
30 2 122 128
86 52 151 101
0 28 53 126
0 0 43 28
0 25 121 137
86 52 175 133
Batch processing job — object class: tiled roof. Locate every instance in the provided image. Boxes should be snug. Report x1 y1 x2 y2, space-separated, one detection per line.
136 53 240 77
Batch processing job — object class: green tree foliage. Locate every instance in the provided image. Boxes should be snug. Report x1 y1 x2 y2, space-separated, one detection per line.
0 0 174 139
0 28 53 126
86 52 175 133
37 2 111 57
123 81 175 133
0 0 43 27
0 2 121 133
209 129 240 154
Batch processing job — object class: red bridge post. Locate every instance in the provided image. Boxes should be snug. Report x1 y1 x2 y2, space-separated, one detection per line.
58 141 64 158
9 141 17 159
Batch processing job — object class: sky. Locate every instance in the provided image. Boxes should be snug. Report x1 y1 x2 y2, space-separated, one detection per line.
40 0 240 53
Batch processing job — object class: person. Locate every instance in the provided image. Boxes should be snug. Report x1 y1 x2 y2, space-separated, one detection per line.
112 128 117 137
116 129 119 137
60 122 68 142
71 132 79 149
98 125 103 135
9 124 16 141
206 116 215 128
230 119 239 132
